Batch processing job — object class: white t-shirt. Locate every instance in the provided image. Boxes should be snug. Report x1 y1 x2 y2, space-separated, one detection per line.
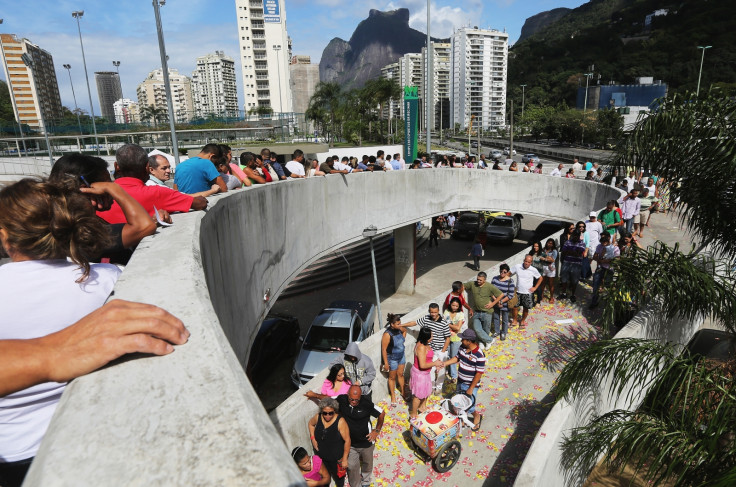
624 177 637 192
286 160 305 177
585 220 604 251
0 260 121 462
550 167 562 177
222 172 242 190
333 161 353 173
511 263 541 294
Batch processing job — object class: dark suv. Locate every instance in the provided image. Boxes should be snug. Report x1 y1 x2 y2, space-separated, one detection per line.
451 212 484 239
528 220 573 245
246 314 300 390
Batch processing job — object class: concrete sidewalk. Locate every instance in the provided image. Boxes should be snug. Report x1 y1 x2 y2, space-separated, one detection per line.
365 211 695 487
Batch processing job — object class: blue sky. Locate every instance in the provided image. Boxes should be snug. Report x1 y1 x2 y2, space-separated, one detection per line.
0 0 587 115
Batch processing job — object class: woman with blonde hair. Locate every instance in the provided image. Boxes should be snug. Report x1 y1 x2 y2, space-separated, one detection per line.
0 178 122 486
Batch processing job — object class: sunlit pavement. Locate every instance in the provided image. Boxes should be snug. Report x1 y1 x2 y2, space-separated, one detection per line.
368 290 604 487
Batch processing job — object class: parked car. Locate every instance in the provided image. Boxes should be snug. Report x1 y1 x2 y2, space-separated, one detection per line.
485 213 523 244
522 154 540 164
490 149 503 160
528 219 573 245
291 300 376 387
470 141 479 148
503 147 517 156
246 314 300 389
451 212 485 239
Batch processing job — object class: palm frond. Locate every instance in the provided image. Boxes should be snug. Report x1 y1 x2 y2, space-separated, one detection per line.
599 241 736 335
611 93 736 258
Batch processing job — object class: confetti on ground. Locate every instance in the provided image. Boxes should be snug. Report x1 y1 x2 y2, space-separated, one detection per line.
368 293 604 486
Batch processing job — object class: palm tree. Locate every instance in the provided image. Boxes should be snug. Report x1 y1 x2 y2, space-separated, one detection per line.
307 82 341 147
139 105 168 128
554 93 736 486
363 77 401 143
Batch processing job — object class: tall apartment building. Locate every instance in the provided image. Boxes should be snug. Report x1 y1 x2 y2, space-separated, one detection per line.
0 34 62 133
422 42 451 131
136 68 194 124
399 53 422 120
450 27 508 133
380 62 401 120
289 55 319 132
234 0 292 114
113 98 139 124
95 71 123 123
191 51 238 118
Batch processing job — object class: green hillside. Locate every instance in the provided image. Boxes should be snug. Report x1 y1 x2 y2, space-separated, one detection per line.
508 0 736 107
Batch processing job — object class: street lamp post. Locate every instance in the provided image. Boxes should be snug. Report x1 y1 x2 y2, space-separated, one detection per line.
520 84 527 137
62 64 83 135
113 60 122 98
0 19 28 157
362 225 382 334
21 53 54 166
426 0 432 157
152 0 181 166
582 73 593 146
273 44 284 142
696 45 712 97
72 10 100 155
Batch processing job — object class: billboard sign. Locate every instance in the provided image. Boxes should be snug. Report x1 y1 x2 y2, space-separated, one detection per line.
404 86 418 163
263 0 281 23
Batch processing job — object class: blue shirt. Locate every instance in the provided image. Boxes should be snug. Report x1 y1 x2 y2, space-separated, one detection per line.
390 159 401 170
174 157 219 193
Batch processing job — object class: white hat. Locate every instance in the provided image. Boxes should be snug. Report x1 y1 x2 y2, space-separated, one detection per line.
589 211 597 217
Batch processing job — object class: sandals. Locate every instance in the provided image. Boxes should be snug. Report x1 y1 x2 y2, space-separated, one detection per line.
471 414 483 432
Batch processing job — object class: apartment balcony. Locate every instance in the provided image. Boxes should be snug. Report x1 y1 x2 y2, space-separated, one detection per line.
249 0 262 6
251 20 264 28
253 42 266 50
251 10 263 19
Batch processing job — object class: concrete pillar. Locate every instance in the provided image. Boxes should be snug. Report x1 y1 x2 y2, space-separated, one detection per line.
394 224 416 295
76 137 82 152
105 136 110 155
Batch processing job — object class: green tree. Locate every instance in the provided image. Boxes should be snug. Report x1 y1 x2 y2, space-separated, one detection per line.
307 82 342 147
139 105 168 127
555 93 736 486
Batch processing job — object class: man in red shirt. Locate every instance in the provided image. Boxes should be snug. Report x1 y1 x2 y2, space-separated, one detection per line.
98 144 208 224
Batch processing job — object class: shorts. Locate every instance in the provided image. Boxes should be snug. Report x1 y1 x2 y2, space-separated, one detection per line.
517 293 534 309
633 212 645 225
542 264 556 278
387 353 406 371
560 261 582 284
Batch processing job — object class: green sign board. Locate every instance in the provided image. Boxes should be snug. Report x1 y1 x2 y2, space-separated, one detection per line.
404 86 418 163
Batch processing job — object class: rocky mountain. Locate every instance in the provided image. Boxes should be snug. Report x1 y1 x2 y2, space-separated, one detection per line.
517 8 571 43
319 8 443 90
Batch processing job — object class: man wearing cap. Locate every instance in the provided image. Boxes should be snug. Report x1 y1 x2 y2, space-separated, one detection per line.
583 211 604 279
442 329 485 431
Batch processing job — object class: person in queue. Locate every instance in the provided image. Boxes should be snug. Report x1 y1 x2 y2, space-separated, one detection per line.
304 363 352 401
49 153 156 264
173 144 227 194
307 398 350 487
441 329 485 431
380 313 406 406
330 342 376 399
291 446 330 486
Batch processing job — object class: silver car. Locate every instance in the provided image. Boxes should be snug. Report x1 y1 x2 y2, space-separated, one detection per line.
291 300 376 387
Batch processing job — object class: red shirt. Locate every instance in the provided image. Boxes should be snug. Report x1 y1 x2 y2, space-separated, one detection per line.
97 177 194 224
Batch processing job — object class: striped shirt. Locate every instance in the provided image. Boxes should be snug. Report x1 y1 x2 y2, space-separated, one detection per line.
415 315 451 351
457 346 486 384
490 276 515 310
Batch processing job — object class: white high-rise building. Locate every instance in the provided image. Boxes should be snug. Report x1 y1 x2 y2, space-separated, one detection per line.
422 42 451 131
136 68 194 124
380 62 401 120
191 51 238 118
399 53 422 119
450 27 508 133
113 98 139 124
234 0 292 115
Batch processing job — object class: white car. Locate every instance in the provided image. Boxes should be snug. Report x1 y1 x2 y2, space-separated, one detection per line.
503 147 517 156
490 150 503 160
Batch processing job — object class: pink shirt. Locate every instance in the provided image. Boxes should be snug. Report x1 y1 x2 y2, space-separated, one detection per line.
303 455 323 481
229 163 249 186
320 379 351 398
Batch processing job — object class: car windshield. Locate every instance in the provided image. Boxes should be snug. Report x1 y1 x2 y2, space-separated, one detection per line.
491 218 513 227
303 325 350 351
459 215 476 223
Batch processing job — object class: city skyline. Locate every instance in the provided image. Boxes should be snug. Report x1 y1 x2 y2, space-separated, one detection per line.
0 0 587 117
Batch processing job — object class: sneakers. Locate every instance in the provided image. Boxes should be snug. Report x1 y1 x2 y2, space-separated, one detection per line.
557 293 567 300
500 333 507 341
492 331 499 338
569 295 577 303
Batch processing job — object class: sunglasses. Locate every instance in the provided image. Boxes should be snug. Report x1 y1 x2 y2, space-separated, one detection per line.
321 411 335 417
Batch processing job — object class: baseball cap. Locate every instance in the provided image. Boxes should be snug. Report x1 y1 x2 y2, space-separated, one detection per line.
589 211 597 218
458 329 477 341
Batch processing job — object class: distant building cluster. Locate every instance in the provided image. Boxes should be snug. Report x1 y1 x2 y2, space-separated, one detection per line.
576 77 668 129
380 27 509 134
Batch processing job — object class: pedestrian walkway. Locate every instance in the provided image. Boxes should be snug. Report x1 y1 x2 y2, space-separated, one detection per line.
369 294 604 486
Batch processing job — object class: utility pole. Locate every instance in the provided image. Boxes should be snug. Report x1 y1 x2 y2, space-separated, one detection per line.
696 45 712 97
425 0 432 157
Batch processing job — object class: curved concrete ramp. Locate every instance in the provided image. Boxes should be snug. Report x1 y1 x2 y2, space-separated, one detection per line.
25 170 621 486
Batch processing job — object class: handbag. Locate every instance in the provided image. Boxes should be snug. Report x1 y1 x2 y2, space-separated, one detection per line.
508 291 519 308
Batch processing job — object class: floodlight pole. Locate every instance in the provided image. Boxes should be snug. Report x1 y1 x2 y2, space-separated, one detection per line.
72 10 100 155
152 0 181 166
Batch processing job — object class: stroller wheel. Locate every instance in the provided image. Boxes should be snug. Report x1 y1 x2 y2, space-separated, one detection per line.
434 440 462 473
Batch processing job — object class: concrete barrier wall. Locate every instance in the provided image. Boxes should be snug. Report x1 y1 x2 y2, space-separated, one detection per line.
315 144 403 162
26 170 621 486
514 307 703 487
0 156 53 178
